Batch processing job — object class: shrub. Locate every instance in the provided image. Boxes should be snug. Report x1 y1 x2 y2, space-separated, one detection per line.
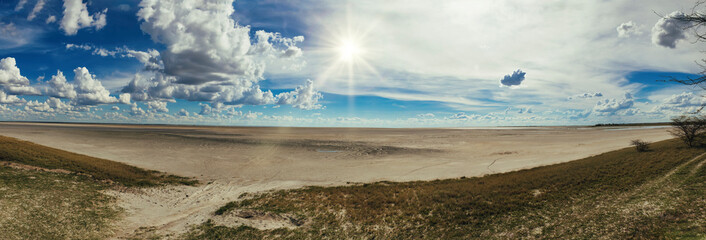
631 139 650 152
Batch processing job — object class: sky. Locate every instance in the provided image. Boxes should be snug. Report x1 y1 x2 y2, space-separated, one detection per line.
1 0 706 127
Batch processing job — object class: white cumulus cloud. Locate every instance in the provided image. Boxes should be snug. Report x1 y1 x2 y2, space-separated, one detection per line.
121 0 319 110
146 100 169 113
72 67 118 105
0 57 39 95
60 0 107 36
275 79 323 110
0 57 30 86
0 90 25 104
652 11 691 48
593 93 635 114
652 92 706 114
45 70 77 99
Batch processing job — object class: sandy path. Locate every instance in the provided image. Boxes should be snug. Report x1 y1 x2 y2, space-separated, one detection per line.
0 122 673 236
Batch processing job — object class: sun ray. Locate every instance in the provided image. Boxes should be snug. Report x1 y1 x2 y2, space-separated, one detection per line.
305 5 389 116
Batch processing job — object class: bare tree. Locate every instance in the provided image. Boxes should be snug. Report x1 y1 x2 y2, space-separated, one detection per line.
655 3 706 144
673 1 706 43
669 115 706 147
662 2 706 112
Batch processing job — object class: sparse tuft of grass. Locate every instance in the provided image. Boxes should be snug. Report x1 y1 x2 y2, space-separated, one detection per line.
0 135 197 187
184 220 261 240
189 139 706 239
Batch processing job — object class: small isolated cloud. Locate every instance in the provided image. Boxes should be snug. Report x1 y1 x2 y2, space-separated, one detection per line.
500 69 526 87
60 0 107 36
416 113 435 118
46 15 56 24
15 0 28 11
117 4 130 12
28 0 46 21
652 11 691 48
616 21 642 38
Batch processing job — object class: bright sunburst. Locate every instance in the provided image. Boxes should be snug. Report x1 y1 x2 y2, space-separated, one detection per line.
338 39 361 61
309 9 384 114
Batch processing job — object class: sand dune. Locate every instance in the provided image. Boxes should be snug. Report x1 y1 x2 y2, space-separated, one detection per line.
0 122 673 236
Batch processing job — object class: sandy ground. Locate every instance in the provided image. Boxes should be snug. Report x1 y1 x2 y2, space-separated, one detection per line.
0 122 673 237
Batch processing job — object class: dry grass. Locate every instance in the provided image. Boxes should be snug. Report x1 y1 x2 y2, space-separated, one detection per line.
188 139 706 239
0 135 196 187
0 135 202 239
0 166 119 239
646 153 706 239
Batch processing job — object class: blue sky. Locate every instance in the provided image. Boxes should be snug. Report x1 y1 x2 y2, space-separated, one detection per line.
1 0 705 127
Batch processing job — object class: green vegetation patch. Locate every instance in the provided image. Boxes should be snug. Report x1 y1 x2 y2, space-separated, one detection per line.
0 166 119 240
0 136 197 187
189 139 706 239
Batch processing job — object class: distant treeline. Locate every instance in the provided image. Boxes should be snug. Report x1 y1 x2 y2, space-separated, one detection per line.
593 122 670 127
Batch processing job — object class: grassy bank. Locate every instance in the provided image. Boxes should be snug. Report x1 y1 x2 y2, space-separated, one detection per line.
188 139 706 239
0 166 119 239
0 135 196 187
0 135 199 239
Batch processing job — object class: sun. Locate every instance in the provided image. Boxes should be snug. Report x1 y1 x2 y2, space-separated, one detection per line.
312 15 383 103
338 39 362 61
